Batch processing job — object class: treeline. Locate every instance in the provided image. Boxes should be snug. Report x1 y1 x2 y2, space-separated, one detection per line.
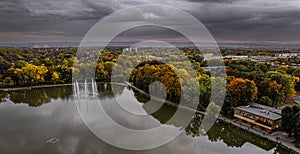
0 48 77 85
1 48 300 110
225 60 298 108
3 58 75 85
132 59 300 110
0 48 120 85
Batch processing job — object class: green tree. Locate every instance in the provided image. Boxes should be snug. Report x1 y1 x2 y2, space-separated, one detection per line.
206 102 221 121
282 105 300 137
266 71 295 98
197 74 211 109
13 60 27 68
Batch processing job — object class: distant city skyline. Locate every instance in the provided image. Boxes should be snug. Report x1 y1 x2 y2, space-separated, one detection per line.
1 0 300 43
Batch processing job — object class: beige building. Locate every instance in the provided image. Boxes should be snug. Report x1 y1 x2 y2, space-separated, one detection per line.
234 103 281 132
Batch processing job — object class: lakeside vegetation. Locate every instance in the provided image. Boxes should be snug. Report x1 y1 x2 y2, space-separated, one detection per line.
1 47 300 141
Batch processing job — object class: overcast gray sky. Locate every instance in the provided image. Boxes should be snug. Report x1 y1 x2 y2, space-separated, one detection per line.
1 0 300 43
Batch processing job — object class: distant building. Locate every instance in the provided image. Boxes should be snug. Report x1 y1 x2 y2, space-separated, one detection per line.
123 47 137 52
275 53 298 58
234 103 281 132
223 55 249 60
250 56 277 62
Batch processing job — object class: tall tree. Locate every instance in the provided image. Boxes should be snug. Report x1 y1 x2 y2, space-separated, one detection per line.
282 105 300 137
227 78 258 106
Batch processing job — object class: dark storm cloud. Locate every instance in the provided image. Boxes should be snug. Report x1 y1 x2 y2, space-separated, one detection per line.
0 0 300 42
184 0 300 41
22 0 115 20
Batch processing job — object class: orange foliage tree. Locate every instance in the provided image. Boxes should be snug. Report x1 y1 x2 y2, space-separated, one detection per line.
227 78 258 106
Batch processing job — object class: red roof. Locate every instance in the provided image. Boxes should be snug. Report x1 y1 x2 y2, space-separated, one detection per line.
285 97 296 105
284 94 300 105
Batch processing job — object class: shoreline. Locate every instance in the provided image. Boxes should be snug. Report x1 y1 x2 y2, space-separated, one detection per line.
0 81 125 92
0 83 72 92
125 81 299 153
1 81 299 153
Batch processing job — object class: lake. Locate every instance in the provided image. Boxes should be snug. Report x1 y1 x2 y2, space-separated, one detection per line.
0 83 294 154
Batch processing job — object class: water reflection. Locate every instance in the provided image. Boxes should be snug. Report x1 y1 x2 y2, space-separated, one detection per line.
0 92 7 102
0 84 293 154
133 86 291 153
134 89 275 151
6 86 72 107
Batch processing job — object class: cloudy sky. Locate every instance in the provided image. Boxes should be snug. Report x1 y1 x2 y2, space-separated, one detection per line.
1 0 300 43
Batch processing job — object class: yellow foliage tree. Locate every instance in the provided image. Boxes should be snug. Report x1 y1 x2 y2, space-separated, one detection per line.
51 72 60 83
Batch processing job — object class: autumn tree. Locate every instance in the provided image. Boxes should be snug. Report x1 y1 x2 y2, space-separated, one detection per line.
7 64 48 85
227 78 258 106
133 63 182 103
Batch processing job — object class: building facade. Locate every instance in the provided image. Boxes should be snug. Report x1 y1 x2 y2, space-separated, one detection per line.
234 103 281 133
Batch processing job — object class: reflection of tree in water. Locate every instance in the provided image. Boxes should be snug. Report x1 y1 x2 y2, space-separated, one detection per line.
97 83 126 99
112 84 126 96
133 89 194 129
206 121 246 147
185 113 276 150
0 92 8 103
7 84 126 106
132 89 151 104
209 121 276 150
10 89 51 107
44 86 72 100
9 86 72 107
98 83 109 92
273 144 296 154
185 112 203 137
132 87 284 152
133 89 175 124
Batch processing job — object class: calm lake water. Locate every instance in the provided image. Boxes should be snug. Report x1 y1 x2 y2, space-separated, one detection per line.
0 84 293 154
